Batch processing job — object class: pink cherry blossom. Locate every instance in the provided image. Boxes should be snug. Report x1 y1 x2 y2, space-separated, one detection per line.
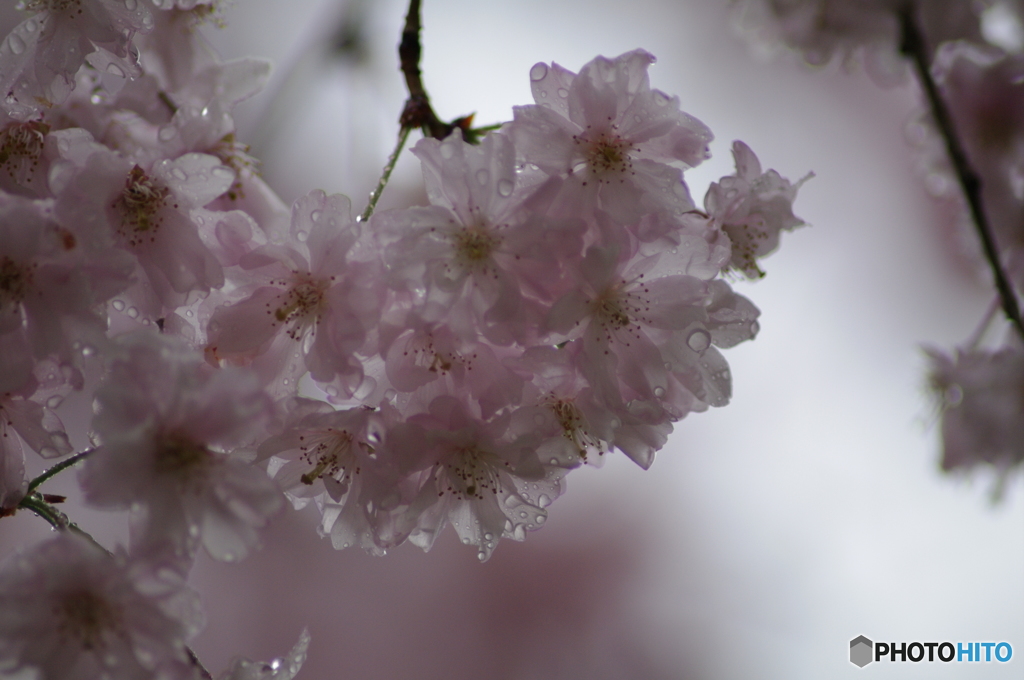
204 190 384 398
928 344 1024 491
705 141 810 278
509 49 712 224
80 332 282 563
0 0 154 118
0 532 201 680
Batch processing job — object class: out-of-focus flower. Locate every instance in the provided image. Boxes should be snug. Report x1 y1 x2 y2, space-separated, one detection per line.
0 532 202 680
80 332 282 563
0 0 154 118
928 343 1024 490
217 628 310 680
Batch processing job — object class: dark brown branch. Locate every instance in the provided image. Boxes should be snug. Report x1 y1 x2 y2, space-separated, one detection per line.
899 6 1024 340
398 0 473 139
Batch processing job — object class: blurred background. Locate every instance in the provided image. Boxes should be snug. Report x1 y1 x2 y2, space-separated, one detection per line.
2 0 1023 678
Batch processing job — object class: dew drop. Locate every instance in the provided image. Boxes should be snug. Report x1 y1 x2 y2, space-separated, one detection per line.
112 300 125 311
687 328 711 352
211 166 234 179
157 126 176 142
654 386 665 398
477 551 487 561
496 178 514 197
484 532 493 541
171 167 187 181
24 20 36 33
539 91 548 98
46 395 63 409
750 320 760 336
529 63 549 81
519 511 528 518
556 88 568 98
124 0 137 9
310 209 322 222
126 307 139 318
297 230 308 242
549 458 558 465
538 494 551 508
81 345 95 357
475 169 489 186
39 446 57 458
7 35 25 55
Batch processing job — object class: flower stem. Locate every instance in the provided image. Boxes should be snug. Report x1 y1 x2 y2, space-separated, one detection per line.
898 6 1024 340
25 448 94 495
359 124 411 222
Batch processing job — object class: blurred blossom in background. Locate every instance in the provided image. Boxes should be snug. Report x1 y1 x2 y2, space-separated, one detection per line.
1 1 1021 678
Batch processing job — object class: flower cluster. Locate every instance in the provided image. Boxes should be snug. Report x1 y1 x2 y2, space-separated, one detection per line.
0 2 807 679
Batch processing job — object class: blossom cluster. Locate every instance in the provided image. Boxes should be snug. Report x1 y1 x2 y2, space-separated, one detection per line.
739 0 1024 488
0 2 807 679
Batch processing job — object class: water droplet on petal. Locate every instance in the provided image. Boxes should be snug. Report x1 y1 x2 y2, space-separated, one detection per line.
46 395 63 409
483 533 493 541
556 88 568 98
477 551 487 561
126 307 139 319
475 169 489 186
112 300 125 311
125 0 137 9
654 386 665 398
687 328 711 352
750 320 760 336
496 178 514 197
24 20 36 33
158 126 176 142
538 494 551 508
171 167 187 181
536 515 546 524
310 209 322 222
7 35 25 55
212 166 234 179
297 231 308 242
529 63 548 81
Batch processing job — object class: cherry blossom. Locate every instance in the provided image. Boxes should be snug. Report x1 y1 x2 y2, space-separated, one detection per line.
704 141 810 278
204 190 383 398
928 344 1024 490
0 532 201 680
79 332 282 563
509 49 712 224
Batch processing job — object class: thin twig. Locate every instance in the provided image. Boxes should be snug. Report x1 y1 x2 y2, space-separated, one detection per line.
359 124 411 222
26 448 94 495
899 6 1024 340
398 0 451 139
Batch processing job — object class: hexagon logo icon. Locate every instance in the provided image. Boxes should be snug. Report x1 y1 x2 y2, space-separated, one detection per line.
850 636 873 667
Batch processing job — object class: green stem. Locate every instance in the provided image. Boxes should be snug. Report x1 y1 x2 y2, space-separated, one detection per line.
359 124 412 222
26 448 94 495
17 494 110 554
